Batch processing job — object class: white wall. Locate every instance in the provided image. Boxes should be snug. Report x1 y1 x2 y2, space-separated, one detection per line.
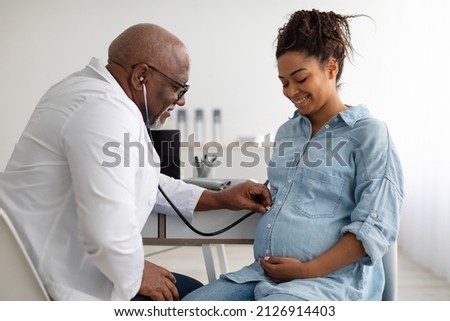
1 0 386 169
1 0 450 281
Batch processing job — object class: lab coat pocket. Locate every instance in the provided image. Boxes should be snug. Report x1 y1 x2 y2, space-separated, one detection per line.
294 168 345 218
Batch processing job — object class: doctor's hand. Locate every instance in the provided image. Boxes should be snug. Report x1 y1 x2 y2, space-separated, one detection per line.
224 180 272 213
196 180 272 213
138 260 179 301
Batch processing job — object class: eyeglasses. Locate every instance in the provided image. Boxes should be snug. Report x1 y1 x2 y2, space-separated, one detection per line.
131 63 190 101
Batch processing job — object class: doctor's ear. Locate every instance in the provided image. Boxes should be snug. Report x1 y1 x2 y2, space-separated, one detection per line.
131 75 146 91
130 63 149 89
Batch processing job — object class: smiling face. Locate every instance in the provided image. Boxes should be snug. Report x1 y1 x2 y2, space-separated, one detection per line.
277 51 342 121
107 23 191 130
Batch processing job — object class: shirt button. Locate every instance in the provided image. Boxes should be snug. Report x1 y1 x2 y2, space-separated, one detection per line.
325 124 330 129
288 179 292 184
370 212 378 219
267 224 272 228
277 201 282 205
265 249 270 254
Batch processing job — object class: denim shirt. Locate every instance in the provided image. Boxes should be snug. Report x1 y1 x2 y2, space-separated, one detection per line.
226 105 404 300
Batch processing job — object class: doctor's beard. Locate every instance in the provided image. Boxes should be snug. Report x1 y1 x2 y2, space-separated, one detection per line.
150 105 175 130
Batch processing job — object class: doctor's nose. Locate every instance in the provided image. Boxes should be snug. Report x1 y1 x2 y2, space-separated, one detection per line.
176 96 186 106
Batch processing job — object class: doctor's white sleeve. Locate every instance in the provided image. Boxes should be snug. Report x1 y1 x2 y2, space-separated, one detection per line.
152 174 205 222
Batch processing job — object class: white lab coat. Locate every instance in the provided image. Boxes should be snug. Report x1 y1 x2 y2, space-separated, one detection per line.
0 58 204 300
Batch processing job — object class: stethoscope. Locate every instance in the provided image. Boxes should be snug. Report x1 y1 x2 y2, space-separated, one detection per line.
141 78 266 236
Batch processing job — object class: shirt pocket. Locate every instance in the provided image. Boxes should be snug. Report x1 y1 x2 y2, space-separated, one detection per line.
294 168 345 218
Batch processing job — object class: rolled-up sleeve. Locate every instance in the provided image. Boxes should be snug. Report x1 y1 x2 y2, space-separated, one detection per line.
341 121 404 265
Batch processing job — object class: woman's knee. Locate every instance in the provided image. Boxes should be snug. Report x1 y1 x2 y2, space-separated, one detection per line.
182 277 256 301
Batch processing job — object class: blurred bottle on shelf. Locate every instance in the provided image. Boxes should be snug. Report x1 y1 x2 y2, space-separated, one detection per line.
194 109 204 144
177 109 188 143
212 109 223 143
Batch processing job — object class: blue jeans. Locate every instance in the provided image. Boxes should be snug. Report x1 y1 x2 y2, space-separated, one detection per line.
131 273 203 301
182 276 302 301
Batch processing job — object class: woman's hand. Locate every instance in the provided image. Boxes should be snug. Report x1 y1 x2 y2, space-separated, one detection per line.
259 256 314 283
260 233 367 283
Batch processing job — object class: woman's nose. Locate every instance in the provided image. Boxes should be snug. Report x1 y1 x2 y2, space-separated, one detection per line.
285 84 300 99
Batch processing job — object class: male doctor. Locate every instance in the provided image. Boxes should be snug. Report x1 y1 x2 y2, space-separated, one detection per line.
0 23 271 301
